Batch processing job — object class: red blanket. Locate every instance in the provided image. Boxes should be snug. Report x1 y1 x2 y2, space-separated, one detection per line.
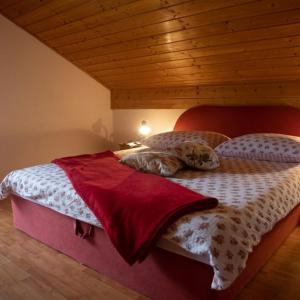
52 151 218 265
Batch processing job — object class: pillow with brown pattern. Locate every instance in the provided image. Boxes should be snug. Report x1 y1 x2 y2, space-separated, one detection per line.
173 142 220 170
120 151 184 177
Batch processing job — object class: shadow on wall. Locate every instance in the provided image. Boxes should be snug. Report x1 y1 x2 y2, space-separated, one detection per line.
0 126 113 180
92 118 114 146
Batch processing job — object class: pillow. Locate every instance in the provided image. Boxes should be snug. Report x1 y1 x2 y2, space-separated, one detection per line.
142 131 230 150
173 142 220 170
120 151 183 176
215 133 300 162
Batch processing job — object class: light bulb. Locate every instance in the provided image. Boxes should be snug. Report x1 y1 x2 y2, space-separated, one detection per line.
139 120 151 136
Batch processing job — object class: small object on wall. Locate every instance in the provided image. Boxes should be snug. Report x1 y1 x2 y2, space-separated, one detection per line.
139 120 151 137
119 141 142 150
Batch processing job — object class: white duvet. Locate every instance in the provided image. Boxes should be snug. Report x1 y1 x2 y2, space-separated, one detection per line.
1 157 300 290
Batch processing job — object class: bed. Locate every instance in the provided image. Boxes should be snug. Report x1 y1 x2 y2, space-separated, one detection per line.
1 105 300 300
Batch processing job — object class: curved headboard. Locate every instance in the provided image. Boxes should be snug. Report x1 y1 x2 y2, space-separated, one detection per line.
174 106 300 137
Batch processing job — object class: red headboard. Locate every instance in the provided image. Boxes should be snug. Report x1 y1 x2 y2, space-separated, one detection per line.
174 106 300 137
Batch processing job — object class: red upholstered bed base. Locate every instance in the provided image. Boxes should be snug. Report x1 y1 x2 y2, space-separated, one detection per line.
11 195 300 300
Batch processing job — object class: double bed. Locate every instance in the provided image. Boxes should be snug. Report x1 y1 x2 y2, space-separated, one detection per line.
1 105 300 300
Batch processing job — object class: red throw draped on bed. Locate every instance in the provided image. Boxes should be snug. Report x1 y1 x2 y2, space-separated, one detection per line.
52 151 218 265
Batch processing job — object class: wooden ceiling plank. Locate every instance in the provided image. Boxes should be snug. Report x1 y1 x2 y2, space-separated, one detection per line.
49 0 137 25
51 0 300 54
107 79 300 89
70 26 300 68
111 98 300 109
74 36 300 69
59 18 300 61
91 58 300 81
62 22 300 59
45 16 184 48
111 82 300 100
90 56 300 79
17 0 140 34
0 1 20 10
94 59 300 82
82 46 300 76
107 76 300 88
32 0 249 42
24 0 188 36
37 0 191 41
43 0 300 51
0 0 54 19
0 1 93 32
11 0 89 27
97 67 300 87
106 76 300 87
42 0 253 46
111 81 300 108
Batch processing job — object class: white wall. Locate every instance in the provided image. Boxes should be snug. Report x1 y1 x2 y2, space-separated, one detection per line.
113 109 185 144
0 16 113 179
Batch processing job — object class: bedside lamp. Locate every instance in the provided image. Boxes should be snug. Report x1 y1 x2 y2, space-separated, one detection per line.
119 121 151 150
139 120 151 137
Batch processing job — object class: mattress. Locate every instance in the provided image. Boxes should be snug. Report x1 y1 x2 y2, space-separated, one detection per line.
1 154 300 290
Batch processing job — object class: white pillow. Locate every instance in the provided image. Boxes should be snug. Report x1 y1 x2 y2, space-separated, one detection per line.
215 133 300 162
143 131 230 151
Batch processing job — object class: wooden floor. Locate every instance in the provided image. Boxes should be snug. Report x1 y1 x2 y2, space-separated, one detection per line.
0 199 299 300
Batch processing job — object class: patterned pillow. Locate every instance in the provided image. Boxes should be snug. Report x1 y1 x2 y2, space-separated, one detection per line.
172 142 220 170
142 131 230 150
215 133 300 162
120 151 183 177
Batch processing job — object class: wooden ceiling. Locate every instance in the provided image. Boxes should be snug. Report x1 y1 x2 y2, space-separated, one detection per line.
1 0 300 90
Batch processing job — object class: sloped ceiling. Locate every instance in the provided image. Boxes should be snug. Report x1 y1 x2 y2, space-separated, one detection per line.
1 0 300 108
